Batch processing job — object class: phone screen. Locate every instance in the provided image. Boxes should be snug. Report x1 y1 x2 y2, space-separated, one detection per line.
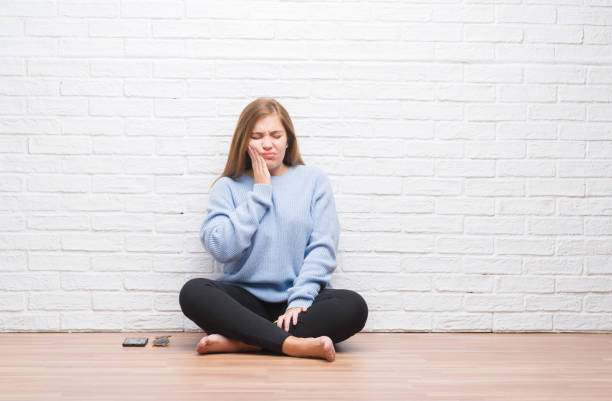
122 337 148 347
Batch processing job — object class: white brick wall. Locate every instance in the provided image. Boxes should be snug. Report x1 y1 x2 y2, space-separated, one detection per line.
1 0 611 333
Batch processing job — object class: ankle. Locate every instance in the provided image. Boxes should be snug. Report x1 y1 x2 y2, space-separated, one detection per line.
281 335 300 355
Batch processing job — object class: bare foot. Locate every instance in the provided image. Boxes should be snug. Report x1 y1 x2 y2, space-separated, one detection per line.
196 333 263 354
281 336 336 362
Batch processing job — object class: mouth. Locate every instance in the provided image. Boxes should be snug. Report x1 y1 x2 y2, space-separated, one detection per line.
262 153 276 158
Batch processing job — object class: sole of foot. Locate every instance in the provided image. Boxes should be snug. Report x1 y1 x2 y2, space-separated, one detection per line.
196 333 262 354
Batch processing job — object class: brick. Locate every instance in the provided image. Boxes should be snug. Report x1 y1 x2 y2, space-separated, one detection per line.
496 198 555 215
93 292 153 311
465 25 522 42
61 312 122 330
1 313 59 331
437 160 495 177
401 255 461 273
0 252 27 271
25 20 87 37
29 252 89 271
496 239 555 256
465 217 524 234
434 314 492 331
499 85 556 102
528 218 583 235
559 86 612 102
465 295 523 312
403 179 462 196
90 20 149 37
121 0 183 18
589 67 612 84
28 215 89 231
497 6 556 23
0 273 60 290
529 104 586 121
497 160 555 177
437 237 494 254
524 26 583 44
589 105 612 121
60 39 123 57
29 136 91 154
525 295 581 311
29 292 90 310
466 179 525 196
436 198 495 215
28 175 90 192
467 104 526 121
0 293 25 311
559 161 612 177
0 58 25 75
462 257 522 275
557 277 612 292
0 38 57 56
559 198 612 216
465 65 522 83
466 142 525 158
525 66 585 83
527 179 585 196
60 79 123 96
494 314 552 331
498 276 555 293
527 141 585 158
404 294 462 311
585 256 612 274
27 60 88 77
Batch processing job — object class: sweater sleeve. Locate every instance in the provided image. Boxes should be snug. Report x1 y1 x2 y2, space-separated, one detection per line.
286 171 340 310
200 179 273 264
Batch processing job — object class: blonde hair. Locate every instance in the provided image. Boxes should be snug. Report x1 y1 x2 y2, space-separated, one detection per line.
210 97 305 190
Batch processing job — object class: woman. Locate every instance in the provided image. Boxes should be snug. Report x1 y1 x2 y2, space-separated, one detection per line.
179 97 368 362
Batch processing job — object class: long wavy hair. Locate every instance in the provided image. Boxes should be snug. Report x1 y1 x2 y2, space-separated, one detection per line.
210 97 306 190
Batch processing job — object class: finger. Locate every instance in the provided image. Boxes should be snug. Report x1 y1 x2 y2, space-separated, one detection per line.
293 312 298 326
252 147 265 164
250 146 258 163
252 147 263 171
249 146 261 173
284 316 290 331
247 145 255 162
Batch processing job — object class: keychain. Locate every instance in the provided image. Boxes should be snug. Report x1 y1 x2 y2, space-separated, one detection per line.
152 335 171 347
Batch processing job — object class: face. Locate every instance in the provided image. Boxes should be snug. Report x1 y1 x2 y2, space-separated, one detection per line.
248 114 289 172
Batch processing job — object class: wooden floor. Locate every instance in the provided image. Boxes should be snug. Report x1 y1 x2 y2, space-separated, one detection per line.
1 332 611 401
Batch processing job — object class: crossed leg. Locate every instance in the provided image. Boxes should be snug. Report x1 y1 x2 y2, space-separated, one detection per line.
179 278 367 362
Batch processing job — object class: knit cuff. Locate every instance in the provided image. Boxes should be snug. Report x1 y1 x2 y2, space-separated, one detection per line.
286 298 314 310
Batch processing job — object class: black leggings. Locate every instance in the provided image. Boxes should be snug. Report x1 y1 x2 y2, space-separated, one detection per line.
179 278 368 354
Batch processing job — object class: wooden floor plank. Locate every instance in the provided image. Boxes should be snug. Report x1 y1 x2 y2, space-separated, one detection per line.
0 332 611 401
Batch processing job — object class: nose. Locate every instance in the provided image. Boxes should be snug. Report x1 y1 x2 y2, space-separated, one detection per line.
262 136 272 148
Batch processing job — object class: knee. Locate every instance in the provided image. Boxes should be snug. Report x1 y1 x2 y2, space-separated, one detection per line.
179 277 214 313
345 290 368 332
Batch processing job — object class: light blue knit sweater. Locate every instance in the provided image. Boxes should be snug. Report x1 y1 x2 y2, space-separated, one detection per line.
199 164 339 310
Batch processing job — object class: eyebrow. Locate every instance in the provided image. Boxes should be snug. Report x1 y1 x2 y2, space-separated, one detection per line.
251 130 283 134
